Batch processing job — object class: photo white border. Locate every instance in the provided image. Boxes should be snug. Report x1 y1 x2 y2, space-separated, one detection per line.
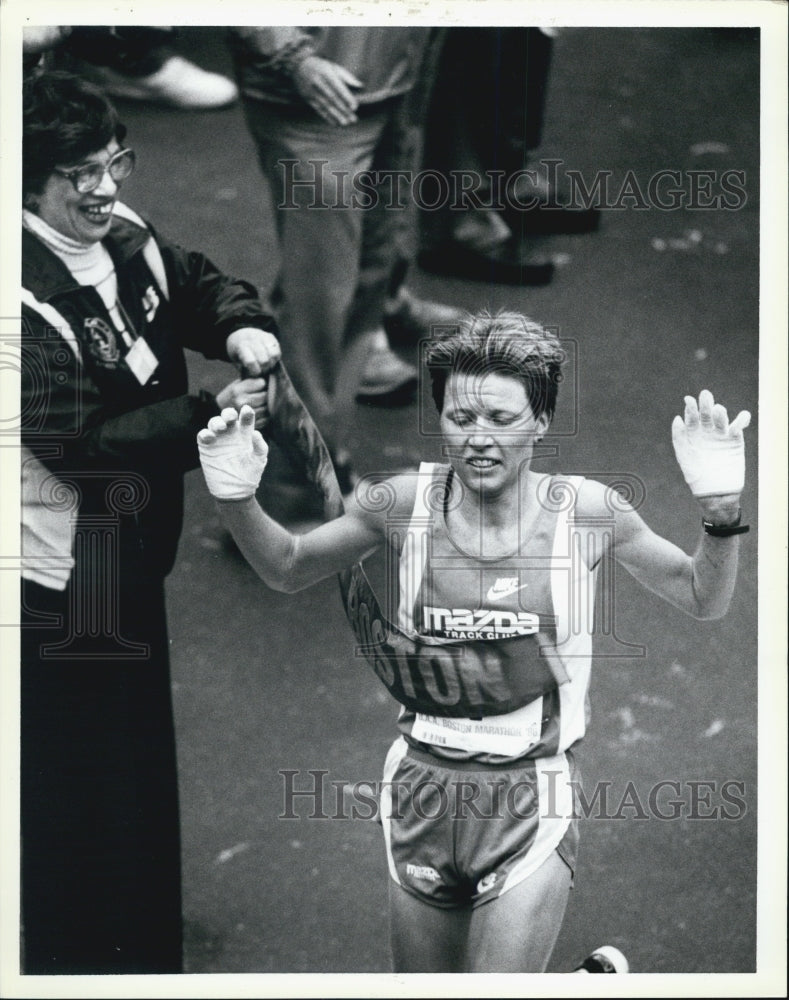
1 2 786 997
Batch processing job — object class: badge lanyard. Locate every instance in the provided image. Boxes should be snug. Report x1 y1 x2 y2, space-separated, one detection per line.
114 293 159 386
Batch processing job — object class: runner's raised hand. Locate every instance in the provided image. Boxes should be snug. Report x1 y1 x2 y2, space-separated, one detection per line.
198 405 268 501
671 389 750 498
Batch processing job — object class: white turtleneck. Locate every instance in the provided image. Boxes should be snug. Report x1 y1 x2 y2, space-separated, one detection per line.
23 208 132 345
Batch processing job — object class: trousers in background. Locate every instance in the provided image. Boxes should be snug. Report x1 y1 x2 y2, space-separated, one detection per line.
421 27 553 247
241 98 415 447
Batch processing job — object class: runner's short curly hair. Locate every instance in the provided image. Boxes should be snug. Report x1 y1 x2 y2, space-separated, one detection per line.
424 310 565 423
23 70 127 200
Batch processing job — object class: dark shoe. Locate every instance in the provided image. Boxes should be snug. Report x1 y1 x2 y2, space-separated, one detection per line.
504 173 602 235
384 287 466 346
355 346 418 406
417 240 554 286
506 202 601 236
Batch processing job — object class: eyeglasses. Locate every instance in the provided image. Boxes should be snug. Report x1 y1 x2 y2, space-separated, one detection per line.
54 148 136 194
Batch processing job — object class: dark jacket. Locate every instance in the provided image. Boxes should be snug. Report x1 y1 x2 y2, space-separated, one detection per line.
22 208 277 580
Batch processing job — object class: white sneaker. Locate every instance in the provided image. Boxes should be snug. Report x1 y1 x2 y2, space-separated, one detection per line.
92 55 238 109
573 945 629 973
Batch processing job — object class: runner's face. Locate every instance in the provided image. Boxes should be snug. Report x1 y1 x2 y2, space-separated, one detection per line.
440 371 549 495
35 140 122 245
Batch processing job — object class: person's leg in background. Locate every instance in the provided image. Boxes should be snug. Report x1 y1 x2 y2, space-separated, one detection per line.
238 99 420 513
417 28 598 285
376 28 468 347
494 28 600 239
416 27 555 285
341 99 434 406
51 27 238 110
241 101 414 440
343 95 452 406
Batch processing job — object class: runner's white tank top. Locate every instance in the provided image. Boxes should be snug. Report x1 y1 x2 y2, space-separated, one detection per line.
396 463 597 764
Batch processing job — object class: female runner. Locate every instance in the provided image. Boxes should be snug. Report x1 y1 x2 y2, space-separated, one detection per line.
197 310 750 972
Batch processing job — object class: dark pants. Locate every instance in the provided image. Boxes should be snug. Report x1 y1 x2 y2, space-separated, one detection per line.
421 27 554 246
424 27 552 177
20 575 183 974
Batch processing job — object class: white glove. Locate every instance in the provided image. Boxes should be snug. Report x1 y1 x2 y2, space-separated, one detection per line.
671 390 751 497
197 405 268 500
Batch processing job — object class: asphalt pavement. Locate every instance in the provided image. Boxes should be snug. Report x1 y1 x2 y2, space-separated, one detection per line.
113 25 761 977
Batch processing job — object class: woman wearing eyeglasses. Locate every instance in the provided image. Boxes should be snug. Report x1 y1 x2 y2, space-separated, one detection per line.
20 70 281 973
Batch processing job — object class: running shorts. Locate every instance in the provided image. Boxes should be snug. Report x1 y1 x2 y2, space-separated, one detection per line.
380 737 579 908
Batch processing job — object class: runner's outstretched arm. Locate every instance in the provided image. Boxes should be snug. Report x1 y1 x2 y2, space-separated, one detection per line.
197 405 383 591
581 390 751 620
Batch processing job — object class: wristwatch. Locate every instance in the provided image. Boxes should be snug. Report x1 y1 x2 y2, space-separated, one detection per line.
702 509 750 537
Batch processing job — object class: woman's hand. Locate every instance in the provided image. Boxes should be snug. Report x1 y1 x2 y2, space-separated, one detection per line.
671 389 751 522
291 55 363 125
225 327 281 376
197 405 268 501
215 376 270 427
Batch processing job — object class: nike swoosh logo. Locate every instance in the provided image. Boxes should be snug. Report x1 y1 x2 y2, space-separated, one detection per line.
486 582 529 602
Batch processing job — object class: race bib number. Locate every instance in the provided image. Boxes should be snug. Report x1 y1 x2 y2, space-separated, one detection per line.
411 698 544 756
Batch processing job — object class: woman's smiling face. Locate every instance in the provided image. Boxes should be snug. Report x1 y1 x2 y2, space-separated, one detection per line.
33 139 124 244
440 370 549 496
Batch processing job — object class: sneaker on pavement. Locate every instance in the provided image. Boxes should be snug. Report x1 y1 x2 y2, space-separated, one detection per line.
90 54 238 109
573 945 629 973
